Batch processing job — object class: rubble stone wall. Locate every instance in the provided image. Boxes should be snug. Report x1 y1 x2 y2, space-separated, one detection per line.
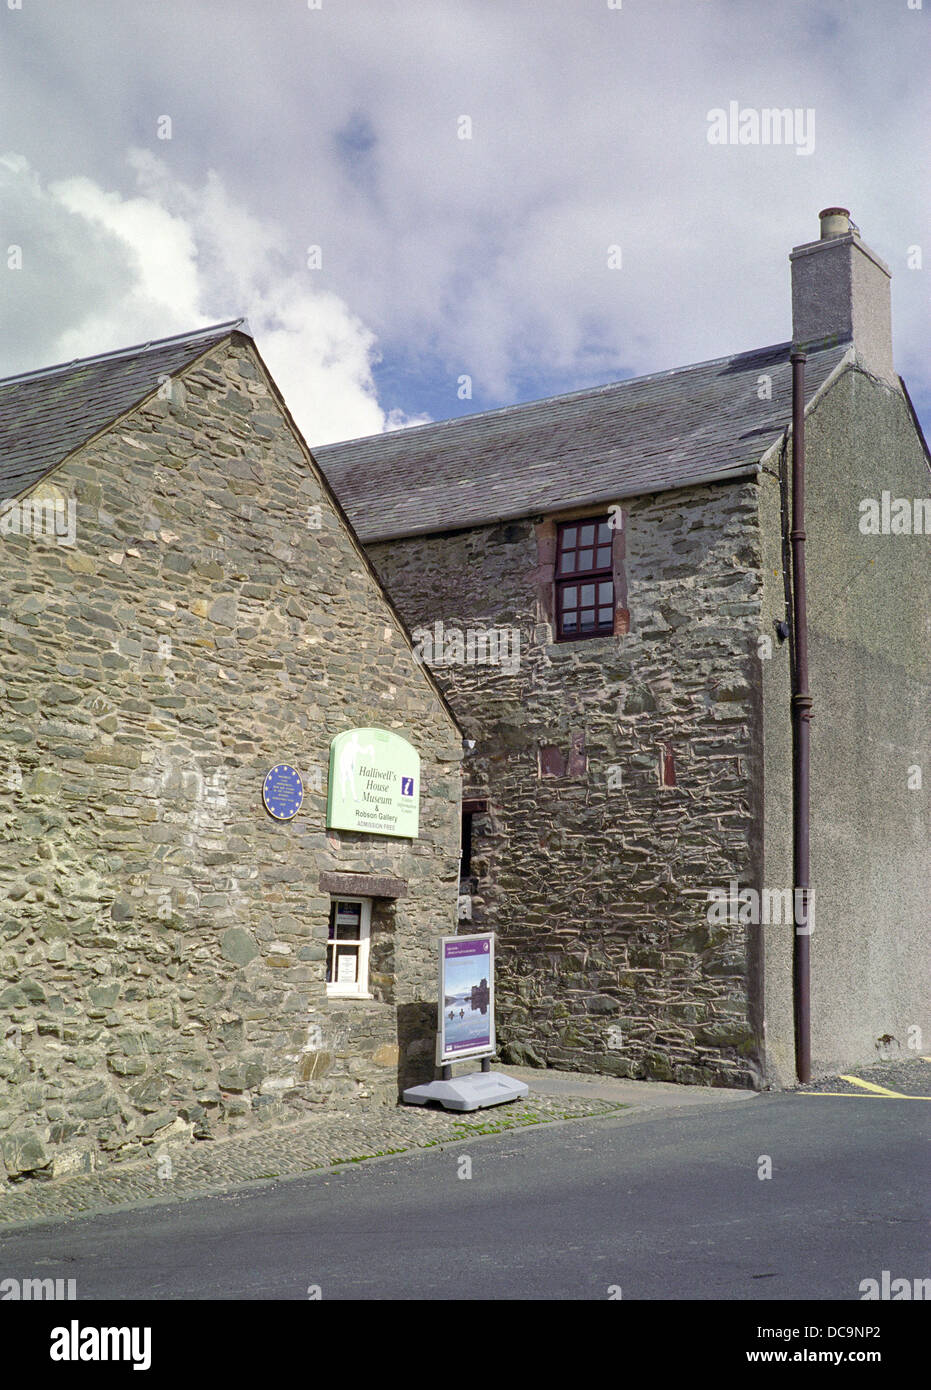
0 336 461 1183
368 480 766 1088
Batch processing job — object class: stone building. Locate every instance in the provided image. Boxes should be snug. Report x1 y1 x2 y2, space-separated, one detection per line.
0 322 462 1182
317 210 931 1089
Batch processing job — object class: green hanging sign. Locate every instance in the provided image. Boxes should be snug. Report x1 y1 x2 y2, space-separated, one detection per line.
327 728 420 838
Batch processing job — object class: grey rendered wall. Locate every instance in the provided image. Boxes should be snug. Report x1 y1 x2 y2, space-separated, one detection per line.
759 365 931 1085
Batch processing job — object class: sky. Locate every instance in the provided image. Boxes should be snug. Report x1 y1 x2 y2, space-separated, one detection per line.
445 948 490 999
1 0 928 446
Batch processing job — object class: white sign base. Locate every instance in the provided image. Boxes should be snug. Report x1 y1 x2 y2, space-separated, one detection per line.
402 1071 529 1113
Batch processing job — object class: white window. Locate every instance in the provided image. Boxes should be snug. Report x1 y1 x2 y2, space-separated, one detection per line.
325 897 372 997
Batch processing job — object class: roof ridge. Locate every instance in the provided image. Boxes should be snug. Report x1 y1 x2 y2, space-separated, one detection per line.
314 338 854 544
317 339 817 453
0 318 248 390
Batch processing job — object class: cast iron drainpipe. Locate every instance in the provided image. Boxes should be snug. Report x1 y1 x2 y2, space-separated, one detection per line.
790 349 813 1083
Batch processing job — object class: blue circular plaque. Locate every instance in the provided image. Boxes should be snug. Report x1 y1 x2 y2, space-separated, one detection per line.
263 764 304 820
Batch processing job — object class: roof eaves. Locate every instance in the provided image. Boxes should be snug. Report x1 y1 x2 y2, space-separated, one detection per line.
364 461 764 543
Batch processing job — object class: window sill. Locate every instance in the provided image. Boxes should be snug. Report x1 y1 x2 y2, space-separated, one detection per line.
325 988 374 1000
546 633 618 657
553 609 630 644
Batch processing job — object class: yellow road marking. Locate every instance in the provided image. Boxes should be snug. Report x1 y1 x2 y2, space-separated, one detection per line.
838 1074 910 1097
800 1091 931 1099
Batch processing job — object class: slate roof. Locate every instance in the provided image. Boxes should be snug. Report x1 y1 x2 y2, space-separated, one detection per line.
315 339 851 542
0 321 245 501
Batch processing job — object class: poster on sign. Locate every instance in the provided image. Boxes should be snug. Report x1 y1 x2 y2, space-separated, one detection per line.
437 933 495 1064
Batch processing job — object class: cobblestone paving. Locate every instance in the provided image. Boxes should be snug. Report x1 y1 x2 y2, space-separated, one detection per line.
0 1094 625 1229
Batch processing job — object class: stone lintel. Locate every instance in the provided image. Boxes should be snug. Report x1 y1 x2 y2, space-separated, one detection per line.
318 872 408 899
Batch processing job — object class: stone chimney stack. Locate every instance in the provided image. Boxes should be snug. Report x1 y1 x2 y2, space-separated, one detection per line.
790 207 896 384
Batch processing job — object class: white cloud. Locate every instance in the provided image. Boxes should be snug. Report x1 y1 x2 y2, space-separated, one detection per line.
49 172 201 349
0 152 428 446
0 0 927 431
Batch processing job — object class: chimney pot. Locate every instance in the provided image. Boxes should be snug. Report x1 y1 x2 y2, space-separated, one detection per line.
819 207 851 239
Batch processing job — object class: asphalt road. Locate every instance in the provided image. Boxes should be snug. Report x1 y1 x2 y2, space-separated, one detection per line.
1 1088 927 1300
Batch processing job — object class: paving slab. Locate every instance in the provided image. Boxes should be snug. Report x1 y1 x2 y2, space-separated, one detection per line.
505 1065 757 1107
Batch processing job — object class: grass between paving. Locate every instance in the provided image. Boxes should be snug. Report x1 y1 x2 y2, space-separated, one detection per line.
248 1102 630 1176
329 1101 630 1165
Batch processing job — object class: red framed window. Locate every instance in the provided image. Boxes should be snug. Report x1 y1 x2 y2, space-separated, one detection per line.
555 517 615 640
